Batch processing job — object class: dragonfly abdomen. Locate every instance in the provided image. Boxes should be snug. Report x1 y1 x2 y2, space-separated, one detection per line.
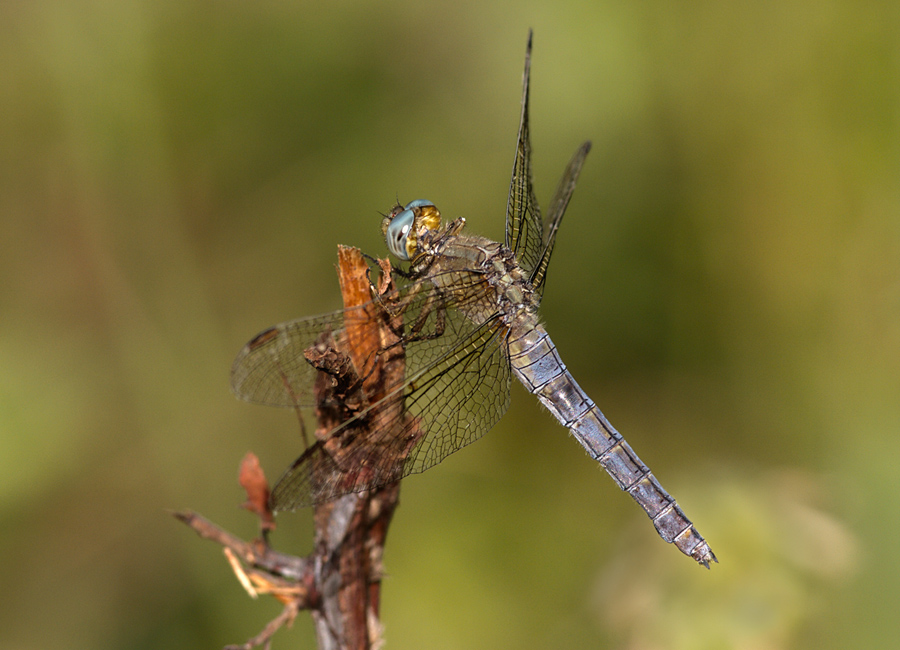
508 323 716 568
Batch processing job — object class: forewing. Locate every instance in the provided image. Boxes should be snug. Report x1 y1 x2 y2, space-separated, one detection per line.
529 140 591 295
230 276 450 408
505 30 544 277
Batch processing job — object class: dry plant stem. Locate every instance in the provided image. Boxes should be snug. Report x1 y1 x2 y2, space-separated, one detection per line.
175 246 403 650
309 246 404 650
173 510 312 583
223 601 302 650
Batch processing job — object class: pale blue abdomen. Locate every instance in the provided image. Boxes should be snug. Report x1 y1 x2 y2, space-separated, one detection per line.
508 322 715 566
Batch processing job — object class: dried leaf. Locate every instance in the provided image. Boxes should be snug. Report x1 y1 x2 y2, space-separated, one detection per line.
239 452 275 531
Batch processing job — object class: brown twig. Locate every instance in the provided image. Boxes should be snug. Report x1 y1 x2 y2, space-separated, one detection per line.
306 247 404 650
173 510 312 584
223 600 301 650
175 246 404 650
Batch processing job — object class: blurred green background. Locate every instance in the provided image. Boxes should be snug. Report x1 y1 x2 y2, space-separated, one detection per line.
2 1 897 648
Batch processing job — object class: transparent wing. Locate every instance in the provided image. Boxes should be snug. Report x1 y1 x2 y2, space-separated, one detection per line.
231 308 357 408
528 140 591 295
270 309 511 510
505 30 544 277
231 268 496 406
232 269 513 510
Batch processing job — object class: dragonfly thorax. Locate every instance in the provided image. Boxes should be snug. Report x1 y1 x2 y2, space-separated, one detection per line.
382 199 442 261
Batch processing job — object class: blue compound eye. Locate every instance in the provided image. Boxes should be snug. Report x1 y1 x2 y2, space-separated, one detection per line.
385 208 415 260
403 199 434 211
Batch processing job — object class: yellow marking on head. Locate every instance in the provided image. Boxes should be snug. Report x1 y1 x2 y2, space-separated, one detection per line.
406 204 442 258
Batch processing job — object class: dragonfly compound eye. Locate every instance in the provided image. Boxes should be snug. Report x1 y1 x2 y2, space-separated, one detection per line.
385 207 415 260
384 199 440 261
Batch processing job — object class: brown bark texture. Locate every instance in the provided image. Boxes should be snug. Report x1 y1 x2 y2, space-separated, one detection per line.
176 246 404 650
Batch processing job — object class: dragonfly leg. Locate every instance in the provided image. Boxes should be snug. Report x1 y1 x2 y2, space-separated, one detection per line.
388 263 414 280
374 277 449 345
397 289 448 344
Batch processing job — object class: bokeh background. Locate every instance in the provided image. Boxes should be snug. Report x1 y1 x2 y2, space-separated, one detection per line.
2 1 897 648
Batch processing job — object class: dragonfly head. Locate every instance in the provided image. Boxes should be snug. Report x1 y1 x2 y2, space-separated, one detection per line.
382 199 441 261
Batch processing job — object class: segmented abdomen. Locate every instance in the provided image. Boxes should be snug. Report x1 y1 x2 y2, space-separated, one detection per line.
508 323 716 567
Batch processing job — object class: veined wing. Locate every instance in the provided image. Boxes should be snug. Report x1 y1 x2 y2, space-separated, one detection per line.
505 30 543 277
231 265 498 407
269 298 512 510
232 267 513 510
232 307 359 408
528 140 591 295
504 32 591 295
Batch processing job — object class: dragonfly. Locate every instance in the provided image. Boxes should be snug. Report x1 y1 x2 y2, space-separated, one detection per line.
232 32 716 567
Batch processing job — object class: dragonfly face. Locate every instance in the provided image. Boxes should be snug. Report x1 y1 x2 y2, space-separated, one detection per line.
382 199 441 261
231 32 716 567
